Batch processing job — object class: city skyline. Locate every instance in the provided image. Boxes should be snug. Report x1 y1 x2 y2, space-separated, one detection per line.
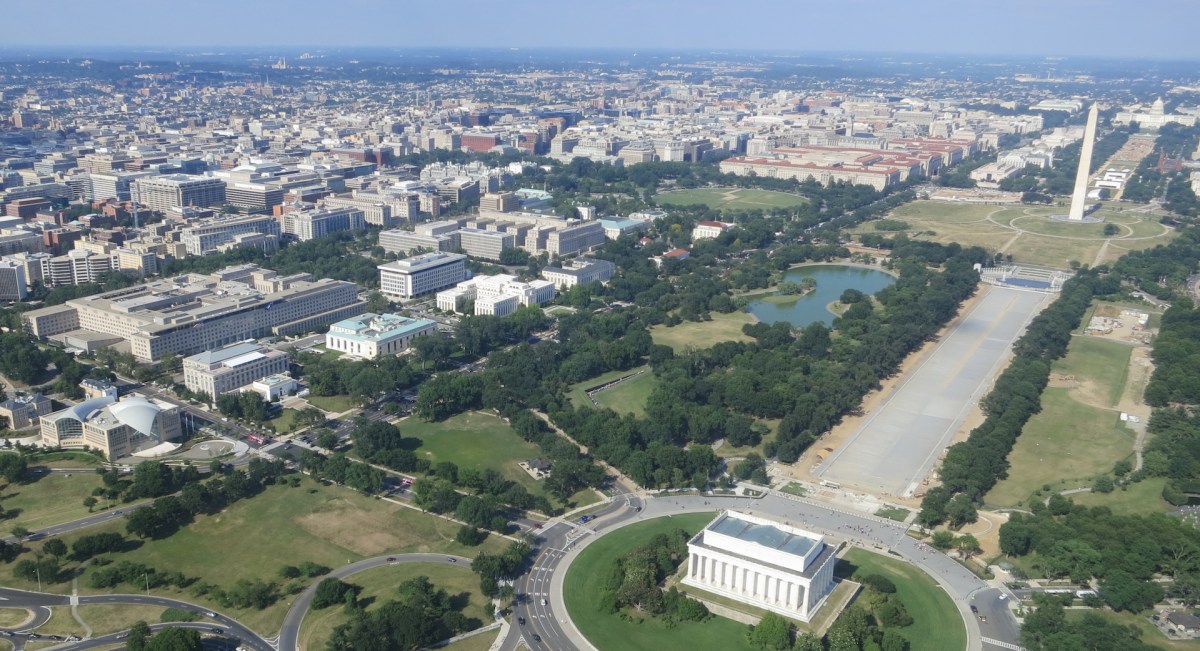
4 0 1200 60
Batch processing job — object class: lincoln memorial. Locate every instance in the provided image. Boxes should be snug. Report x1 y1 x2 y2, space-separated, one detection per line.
682 511 838 621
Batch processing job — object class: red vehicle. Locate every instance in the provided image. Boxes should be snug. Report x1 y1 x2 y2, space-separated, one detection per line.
246 433 269 445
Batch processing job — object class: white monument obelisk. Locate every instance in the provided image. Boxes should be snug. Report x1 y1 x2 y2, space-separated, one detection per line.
1067 103 1099 221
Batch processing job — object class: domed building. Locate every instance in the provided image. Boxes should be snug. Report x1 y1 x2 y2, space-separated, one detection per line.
40 394 182 460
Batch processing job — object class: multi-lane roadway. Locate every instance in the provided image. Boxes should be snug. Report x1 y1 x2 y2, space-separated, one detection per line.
0 587 273 651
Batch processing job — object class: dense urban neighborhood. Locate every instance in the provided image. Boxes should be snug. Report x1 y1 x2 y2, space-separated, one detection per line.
0 21 1199 651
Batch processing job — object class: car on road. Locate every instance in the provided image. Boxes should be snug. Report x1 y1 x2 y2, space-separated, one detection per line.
533 633 542 642
447 557 456 562
27 633 40 639
541 598 547 606
387 557 397 563
970 605 978 614
579 515 590 523
532 523 542 529
48 635 61 641
978 615 987 623
518 617 526 626
116 633 128 639
0 631 11 637
203 611 216 618
211 628 224 634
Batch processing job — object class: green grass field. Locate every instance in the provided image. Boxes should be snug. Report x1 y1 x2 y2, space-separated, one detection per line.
1070 477 1170 515
986 389 1135 508
650 311 755 352
1065 610 1186 650
306 394 358 414
406 411 599 509
0 472 131 531
869 201 1178 268
0 609 30 627
75 604 172 636
298 563 490 651
593 373 656 417
875 507 912 522
1051 337 1132 407
269 408 301 434
564 512 760 651
655 188 808 212
566 367 652 417
0 478 507 636
837 548 966 651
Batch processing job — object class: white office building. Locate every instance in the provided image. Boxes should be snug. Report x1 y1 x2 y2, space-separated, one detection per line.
325 312 437 359
540 257 616 289
182 342 291 398
378 252 466 299
132 175 226 214
180 215 282 256
280 206 366 242
436 274 555 317
682 511 838 622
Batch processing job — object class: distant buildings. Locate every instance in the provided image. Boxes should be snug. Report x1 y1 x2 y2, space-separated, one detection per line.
324 312 437 359
682 511 838 622
280 206 366 242
182 341 291 398
1114 98 1199 130
381 209 605 260
179 215 281 256
40 393 182 459
132 175 226 214
436 274 555 317
0 259 29 300
597 217 649 240
540 257 615 289
377 252 467 299
693 221 732 240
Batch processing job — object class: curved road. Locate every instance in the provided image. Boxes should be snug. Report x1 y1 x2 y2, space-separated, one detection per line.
277 553 474 651
0 587 272 651
505 491 1019 651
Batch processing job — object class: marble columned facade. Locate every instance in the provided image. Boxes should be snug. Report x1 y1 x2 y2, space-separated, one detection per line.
682 511 838 621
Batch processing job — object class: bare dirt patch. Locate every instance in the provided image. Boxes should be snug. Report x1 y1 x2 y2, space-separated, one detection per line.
295 500 419 556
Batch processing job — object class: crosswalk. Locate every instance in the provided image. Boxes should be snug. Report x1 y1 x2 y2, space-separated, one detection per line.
982 637 1025 651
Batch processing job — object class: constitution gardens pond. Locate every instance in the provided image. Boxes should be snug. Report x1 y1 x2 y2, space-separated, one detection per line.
748 264 895 327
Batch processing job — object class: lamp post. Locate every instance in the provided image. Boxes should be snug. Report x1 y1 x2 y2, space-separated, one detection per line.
35 566 41 593
144 572 150 596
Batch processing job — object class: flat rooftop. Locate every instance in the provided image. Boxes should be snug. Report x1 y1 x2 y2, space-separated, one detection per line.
185 342 265 366
709 512 817 558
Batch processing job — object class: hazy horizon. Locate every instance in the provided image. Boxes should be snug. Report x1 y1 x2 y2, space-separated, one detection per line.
5 0 1199 61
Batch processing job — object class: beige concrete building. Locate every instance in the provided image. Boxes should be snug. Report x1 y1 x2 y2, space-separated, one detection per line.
132 175 226 214
182 342 291 398
22 264 363 361
0 393 52 430
40 394 182 459
378 252 467 299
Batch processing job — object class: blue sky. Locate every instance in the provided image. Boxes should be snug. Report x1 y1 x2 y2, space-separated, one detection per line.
6 0 1199 59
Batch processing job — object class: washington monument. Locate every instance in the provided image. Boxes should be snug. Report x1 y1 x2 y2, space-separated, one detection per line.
1067 103 1100 221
